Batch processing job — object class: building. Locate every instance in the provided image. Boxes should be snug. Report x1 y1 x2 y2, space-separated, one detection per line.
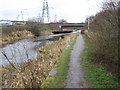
0 20 26 25
0 20 13 25
11 21 26 25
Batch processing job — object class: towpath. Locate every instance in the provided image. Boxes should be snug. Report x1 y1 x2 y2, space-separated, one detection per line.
66 34 87 88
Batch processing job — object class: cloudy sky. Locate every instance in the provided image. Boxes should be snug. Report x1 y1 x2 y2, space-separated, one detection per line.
0 0 104 23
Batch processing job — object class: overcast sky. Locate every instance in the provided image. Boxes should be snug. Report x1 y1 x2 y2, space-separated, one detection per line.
0 0 104 23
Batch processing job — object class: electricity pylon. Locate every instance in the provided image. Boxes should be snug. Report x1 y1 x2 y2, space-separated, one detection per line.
42 0 50 23
21 11 24 22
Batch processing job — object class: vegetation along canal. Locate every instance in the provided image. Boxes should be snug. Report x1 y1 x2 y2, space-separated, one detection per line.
1 33 72 66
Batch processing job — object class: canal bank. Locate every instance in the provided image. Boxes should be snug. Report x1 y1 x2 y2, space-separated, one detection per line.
1 30 34 47
81 35 120 88
2 33 77 88
41 33 79 88
1 32 74 66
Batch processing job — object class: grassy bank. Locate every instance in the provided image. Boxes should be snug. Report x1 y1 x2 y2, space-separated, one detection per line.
81 35 120 88
41 34 78 88
2 33 77 88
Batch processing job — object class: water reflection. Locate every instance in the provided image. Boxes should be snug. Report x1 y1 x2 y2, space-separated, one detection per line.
1 32 74 66
1 35 53 66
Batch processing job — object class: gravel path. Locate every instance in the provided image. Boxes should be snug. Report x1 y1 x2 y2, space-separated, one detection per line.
66 34 87 88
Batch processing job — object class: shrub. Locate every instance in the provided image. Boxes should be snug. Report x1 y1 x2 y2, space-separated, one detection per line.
85 1 119 80
27 22 52 36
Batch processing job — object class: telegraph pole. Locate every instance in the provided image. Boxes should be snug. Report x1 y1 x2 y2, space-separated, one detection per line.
42 0 50 23
88 16 90 33
87 0 90 33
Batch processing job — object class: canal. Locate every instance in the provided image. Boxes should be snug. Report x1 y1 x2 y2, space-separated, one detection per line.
0 33 73 66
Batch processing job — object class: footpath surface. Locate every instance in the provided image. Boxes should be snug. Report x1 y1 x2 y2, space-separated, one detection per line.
66 34 87 88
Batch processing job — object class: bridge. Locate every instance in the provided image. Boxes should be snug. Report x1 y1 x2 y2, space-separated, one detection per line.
59 23 85 31
45 23 85 31
39 23 85 34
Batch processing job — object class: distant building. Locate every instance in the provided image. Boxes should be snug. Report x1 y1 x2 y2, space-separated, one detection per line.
11 21 26 25
0 20 26 25
0 20 13 25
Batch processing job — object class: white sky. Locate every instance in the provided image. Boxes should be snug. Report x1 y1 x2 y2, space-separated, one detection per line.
0 0 104 23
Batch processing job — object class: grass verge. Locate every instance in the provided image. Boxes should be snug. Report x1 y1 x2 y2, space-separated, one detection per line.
81 35 120 88
41 34 78 88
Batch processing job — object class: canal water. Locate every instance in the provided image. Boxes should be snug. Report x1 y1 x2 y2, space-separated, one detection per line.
0 33 72 66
